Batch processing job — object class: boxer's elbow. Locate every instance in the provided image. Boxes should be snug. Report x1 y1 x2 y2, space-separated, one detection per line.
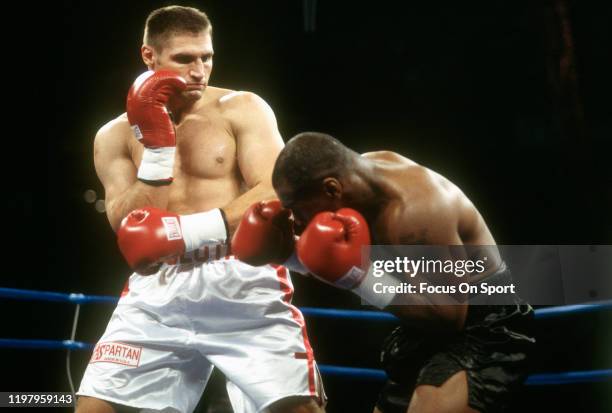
105 199 127 233
107 209 123 233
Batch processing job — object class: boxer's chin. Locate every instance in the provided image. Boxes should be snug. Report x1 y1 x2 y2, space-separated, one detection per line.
182 89 204 100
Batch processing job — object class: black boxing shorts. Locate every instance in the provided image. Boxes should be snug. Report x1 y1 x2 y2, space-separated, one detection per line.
376 270 535 413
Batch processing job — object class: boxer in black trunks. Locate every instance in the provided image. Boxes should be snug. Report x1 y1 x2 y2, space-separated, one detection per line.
235 131 535 413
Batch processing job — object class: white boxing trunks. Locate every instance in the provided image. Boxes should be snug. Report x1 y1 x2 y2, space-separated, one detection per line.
77 251 324 413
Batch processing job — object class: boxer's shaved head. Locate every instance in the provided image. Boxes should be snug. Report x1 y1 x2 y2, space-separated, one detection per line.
144 6 212 51
273 132 354 193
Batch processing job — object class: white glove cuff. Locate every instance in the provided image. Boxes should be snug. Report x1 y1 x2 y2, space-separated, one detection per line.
137 147 176 182
179 208 228 252
351 266 401 309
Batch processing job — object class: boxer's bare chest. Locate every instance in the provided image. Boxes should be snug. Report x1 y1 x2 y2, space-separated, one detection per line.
125 89 246 213
173 109 237 180
128 106 238 181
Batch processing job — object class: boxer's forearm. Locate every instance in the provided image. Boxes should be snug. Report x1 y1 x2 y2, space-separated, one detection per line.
387 277 468 332
221 182 277 236
106 181 171 232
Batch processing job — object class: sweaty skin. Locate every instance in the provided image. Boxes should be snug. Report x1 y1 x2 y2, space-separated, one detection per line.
94 32 283 233
276 149 498 413
87 31 324 413
277 150 502 331
360 151 495 247
360 151 502 330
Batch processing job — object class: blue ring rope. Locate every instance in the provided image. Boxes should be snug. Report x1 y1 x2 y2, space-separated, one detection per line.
525 369 612 385
1 287 611 320
0 288 117 304
1 287 611 386
0 339 93 351
0 338 609 385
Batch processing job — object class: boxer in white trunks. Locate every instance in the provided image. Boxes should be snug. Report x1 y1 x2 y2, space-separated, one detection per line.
76 6 325 413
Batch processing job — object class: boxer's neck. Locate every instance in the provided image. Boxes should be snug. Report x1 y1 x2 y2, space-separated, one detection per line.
342 157 395 223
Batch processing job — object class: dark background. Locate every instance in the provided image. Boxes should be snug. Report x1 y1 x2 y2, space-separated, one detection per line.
2 0 611 411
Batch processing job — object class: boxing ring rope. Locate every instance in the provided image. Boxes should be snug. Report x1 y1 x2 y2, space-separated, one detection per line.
1 287 611 388
4 287 611 319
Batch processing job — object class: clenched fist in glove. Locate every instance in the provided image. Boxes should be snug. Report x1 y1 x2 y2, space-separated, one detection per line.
117 206 228 273
297 208 401 308
296 208 371 288
127 70 186 184
232 200 308 273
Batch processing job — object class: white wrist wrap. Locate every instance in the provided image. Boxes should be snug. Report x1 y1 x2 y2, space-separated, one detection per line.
282 253 309 274
138 147 176 182
334 266 368 290
352 266 402 309
179 209 228 252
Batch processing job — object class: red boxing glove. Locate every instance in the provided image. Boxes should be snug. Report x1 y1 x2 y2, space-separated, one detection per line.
232 200 296 267
117 207 185 272
117 206 228 273
127 70 186 148
297 208 371 289
297 209 404 309
126 70 186 183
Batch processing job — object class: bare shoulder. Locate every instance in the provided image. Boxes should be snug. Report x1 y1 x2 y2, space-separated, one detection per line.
95 113 131 144
362 150 413 164
402 166 471 240
94 113 132 155
207 87 276 134
212 87 274 118
365 151 472 243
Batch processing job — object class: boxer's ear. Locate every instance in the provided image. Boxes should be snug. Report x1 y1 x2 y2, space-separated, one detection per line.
141 44 155 69
322 177 342 199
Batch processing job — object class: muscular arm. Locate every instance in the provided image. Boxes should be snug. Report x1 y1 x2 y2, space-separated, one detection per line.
385 199 469 332
94 117 170 232
221 93 284 235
